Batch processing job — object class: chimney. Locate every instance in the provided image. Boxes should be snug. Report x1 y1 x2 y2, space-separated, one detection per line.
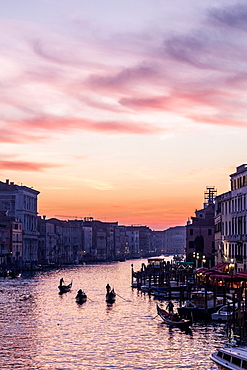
6 179 9 185
43 215 46 220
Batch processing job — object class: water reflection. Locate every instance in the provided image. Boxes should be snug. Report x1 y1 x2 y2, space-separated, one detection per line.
0 260 225 369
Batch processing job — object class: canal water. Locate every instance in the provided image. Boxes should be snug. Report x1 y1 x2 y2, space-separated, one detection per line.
1 258 226 369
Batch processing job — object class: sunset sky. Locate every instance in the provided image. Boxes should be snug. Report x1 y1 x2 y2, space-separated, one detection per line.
1 0 247 230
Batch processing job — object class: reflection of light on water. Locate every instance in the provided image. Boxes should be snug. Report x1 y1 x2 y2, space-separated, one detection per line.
0 261 221 369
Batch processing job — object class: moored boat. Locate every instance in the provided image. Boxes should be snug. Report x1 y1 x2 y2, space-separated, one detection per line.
156 304 191 330
177 289 225 320
210 343 247 369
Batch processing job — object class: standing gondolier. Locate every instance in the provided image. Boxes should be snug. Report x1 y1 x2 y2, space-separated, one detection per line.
106 283 111 294
166 300 174 314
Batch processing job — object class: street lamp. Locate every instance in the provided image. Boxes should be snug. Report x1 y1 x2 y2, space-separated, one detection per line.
196 252 200 268
229 258 234 274
202 255 206 267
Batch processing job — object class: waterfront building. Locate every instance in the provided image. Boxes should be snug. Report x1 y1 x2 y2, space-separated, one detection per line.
186 187 216 268
153 227 185 256
0 211 22 270
41 218 84 265
163 226 186 255
215 164 247 271
129 225 155 257
0 180 39 269
153 231 166 255
38 216 61 266
81 224 93 260
125 227 140 258
82 218 119 261
114 225 128 261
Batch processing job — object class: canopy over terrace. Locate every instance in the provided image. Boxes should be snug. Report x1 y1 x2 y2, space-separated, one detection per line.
213 262 230 271
196 266 247 290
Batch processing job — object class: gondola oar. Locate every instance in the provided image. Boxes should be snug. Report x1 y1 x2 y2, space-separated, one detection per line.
116 293 131 302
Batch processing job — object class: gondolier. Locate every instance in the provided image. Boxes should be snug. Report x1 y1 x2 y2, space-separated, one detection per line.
106 283 111 293
166 300 174 314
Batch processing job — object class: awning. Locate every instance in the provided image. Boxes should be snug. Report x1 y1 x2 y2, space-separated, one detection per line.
213 262 229 271
235 270 247 279
196 267 208 274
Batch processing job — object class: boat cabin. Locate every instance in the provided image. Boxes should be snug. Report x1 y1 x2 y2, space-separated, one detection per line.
147 257 165 267
212 346 247 369
188 290 224 309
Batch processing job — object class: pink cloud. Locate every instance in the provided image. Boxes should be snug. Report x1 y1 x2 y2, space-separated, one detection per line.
0 160 63 172
1 2 247 135
0 128 49 143
12 116 164 135
187 113 247 127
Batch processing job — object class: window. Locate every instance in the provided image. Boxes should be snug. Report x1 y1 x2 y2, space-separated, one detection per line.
189 241 194 249
242 360 247 369
232 356 241 367
189 229 193 236
208 229 212 235
223 354 231 362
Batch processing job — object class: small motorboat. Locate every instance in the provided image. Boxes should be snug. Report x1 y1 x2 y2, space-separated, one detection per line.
177 289 225 320
75 289 87 304
210 342 247 369
58 281 72 294
156 304 191 330
211 301 245 322
9 270 21 279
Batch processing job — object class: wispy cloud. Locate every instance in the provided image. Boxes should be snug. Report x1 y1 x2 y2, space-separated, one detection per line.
208 3 247 31
9 116 164 135
0 160 63 172
1 1 247 140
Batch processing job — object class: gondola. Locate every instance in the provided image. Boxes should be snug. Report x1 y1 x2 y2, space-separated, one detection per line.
156 304 191 330
75 289 87 304
58 281 72 294
106 289 116 304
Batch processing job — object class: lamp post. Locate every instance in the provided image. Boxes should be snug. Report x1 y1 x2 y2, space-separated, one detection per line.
229 258 234 275
202 255 206 267
196 252 200 269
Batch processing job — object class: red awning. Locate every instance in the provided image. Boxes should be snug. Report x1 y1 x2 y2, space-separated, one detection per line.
213 262 229 271
208 274 234 280
196 268 209 273
235 270 247 279
204 269 227 275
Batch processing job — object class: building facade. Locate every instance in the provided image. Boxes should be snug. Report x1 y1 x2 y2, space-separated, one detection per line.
0 211 22 270
163 226 186 255
215 164 247 271
186 187 216 268
0 180 39 269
